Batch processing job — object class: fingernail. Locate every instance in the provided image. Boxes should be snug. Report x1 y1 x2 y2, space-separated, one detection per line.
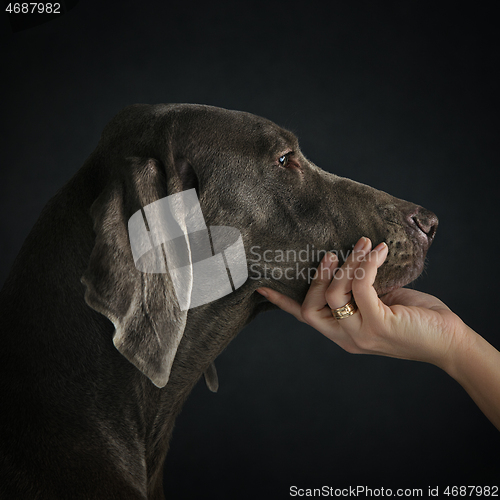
321 251 337 269
327 251 338 265
256 288 268 297
373 242 388 253
354 236 370 252
353 237 366 252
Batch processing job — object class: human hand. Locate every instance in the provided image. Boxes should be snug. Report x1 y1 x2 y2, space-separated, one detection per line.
257 237 470 371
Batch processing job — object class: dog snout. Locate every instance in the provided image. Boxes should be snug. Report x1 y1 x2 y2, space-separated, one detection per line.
407 207 438 245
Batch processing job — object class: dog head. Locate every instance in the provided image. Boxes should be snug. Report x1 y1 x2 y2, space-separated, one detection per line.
82 104 437 387
160 104 437 298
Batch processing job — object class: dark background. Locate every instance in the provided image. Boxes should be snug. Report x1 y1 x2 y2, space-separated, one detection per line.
1 1 499 497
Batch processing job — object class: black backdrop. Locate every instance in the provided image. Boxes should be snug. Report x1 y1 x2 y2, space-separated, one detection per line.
1 2 499 498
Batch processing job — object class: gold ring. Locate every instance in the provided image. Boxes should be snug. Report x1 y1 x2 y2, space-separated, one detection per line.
331 296 358 320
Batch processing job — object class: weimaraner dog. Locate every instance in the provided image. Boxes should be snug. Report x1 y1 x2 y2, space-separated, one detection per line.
0 104 437 499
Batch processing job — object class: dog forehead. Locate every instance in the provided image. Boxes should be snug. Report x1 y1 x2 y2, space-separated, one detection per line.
100 103 299 162
171 104 297 152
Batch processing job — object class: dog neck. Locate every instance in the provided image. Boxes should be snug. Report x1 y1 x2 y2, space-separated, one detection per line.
139 285 260 471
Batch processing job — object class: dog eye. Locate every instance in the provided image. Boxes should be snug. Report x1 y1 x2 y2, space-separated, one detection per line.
278 154 289 167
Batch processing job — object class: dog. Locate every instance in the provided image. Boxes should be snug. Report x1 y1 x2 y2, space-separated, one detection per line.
0 104 437 499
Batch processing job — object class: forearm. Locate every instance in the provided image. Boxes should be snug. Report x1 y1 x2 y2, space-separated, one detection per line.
444 327 500 431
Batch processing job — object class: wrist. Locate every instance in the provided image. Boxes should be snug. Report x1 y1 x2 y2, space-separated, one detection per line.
439 322 478 381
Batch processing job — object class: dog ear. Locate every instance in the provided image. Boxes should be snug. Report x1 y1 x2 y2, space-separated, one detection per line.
81 157 193 388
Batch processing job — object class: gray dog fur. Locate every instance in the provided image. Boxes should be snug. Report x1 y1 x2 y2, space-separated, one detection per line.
0 104 437 499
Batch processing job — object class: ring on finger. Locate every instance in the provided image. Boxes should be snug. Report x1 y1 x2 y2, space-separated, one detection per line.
331 295 358 320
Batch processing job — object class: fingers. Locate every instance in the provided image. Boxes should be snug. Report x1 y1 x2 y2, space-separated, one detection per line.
257 238 390 331
301 238 373 330
300 252 338 319
325 236 372 309
351 242 389 321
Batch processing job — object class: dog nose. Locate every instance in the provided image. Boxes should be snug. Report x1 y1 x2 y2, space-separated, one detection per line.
409 207 439 243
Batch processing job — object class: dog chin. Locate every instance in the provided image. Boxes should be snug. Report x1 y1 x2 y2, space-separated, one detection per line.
376 282 404 297
374 260 425 297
